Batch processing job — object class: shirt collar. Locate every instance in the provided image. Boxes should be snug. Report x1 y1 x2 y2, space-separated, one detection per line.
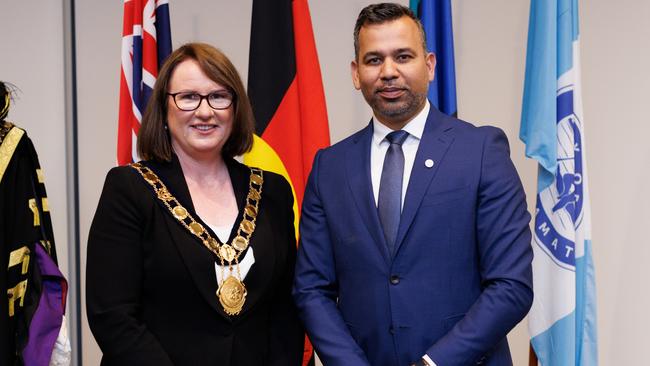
372 100 430 146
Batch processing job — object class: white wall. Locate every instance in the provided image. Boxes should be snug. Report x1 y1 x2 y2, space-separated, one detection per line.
4 0 649 365
75 1 121 363
581 1 650 364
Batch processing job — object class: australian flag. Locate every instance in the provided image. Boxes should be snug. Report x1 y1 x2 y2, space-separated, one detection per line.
520 0 598 365
117 0 172 165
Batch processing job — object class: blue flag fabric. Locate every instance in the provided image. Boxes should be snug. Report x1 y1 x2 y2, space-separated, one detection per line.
411 0 457 116
520 1 598 365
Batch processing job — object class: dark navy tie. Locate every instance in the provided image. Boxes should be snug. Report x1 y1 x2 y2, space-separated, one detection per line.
378 130 409 254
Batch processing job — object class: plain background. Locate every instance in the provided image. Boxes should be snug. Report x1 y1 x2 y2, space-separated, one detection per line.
1 0 649 364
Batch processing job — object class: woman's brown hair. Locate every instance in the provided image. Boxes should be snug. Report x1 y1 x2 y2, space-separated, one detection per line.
137 42 254 161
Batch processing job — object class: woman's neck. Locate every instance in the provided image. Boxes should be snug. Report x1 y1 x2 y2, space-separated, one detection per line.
175 149 229 184
175 149 238 229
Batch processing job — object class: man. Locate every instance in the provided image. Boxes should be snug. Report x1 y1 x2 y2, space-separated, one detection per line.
293 3 533 366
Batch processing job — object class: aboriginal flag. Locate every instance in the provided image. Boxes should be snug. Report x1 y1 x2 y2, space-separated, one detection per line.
244 0 330 364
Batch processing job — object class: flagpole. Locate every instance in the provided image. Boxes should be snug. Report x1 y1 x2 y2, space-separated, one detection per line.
528 343 538 366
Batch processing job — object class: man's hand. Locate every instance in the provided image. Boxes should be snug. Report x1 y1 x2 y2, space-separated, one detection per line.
411 359 430 366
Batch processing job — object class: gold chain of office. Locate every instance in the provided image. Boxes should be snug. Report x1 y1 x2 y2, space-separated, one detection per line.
130 162 263 316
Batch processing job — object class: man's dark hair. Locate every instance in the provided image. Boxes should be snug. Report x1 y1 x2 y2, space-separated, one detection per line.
353 2 427 60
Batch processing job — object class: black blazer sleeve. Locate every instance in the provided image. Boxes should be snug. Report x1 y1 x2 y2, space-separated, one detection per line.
267 174 304 366
86 167 174 365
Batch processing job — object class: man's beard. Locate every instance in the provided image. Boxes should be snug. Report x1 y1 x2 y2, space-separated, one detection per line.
366 88 427 121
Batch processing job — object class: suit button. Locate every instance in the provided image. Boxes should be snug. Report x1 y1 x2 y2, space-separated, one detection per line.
390 275 400 285
389 326 395 334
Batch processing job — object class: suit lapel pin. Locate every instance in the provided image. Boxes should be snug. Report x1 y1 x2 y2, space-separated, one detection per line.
425 159 434 168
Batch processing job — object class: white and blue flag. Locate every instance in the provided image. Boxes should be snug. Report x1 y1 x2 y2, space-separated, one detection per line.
520 0 598 365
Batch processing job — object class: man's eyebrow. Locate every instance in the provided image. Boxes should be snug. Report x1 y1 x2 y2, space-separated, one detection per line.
392 47 416 54
362 51 383 60
362 47 417 60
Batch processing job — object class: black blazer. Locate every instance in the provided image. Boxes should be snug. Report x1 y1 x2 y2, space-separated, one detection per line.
86 156 303 366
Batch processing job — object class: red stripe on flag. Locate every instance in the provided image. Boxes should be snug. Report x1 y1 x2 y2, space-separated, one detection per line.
122 1 134 36
117 69 137 166
293 0 330 180
142 31 158 77
260 79 305 207
132 0 143 30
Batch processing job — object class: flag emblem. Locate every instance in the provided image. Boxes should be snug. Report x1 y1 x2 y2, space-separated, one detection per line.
534 87 584 270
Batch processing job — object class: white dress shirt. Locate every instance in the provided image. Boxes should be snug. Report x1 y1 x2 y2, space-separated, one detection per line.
371 101 430 209
370 102 438 366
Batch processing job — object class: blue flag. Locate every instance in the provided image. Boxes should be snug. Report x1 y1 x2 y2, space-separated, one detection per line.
520 0 598 365
410 0 457 116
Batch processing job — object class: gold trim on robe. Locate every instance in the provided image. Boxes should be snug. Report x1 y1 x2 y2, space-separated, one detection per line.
8 246 30 274
0 126 25 183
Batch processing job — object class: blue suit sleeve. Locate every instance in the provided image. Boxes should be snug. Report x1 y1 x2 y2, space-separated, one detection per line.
293 151 371 366
426 127 534 365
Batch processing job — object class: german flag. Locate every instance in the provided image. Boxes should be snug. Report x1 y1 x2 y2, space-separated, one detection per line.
244 0 329 364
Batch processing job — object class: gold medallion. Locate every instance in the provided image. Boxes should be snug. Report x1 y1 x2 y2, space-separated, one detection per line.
251 174 263 186
241 220 255 234
249 190 261 201
244 204 257 217
172 206 188 220
232 236 248 251
204 238 219 251
219 244 236 262
157 187 172 201
217 276 247 315
144 172 157 183
189 222 204 235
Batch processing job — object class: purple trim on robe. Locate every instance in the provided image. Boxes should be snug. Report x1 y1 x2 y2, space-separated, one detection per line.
22 243 67 366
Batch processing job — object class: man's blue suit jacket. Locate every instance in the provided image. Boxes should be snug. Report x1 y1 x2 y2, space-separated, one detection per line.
293 107 533 366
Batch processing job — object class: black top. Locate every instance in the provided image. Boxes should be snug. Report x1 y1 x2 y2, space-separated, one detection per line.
86 156 303 366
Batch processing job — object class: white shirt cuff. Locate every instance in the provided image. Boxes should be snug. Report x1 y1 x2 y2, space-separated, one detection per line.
423 354 437 366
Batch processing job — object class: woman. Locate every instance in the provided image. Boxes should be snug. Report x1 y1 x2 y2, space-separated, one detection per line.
86 43 303 365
